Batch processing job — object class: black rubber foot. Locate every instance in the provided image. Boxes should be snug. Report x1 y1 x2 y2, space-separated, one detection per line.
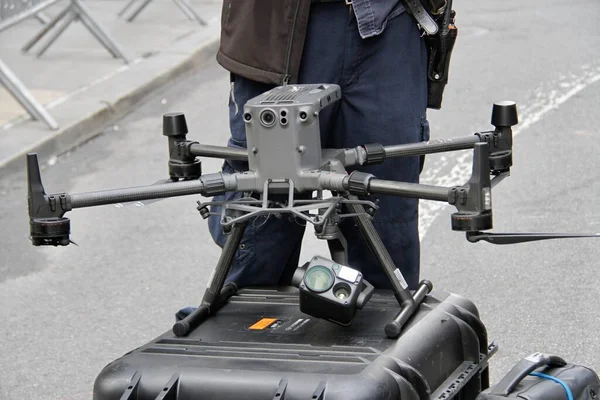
385 322 402 338
173 320 191 337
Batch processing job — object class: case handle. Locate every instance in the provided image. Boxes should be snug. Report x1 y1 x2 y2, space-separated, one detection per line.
489 352 567 396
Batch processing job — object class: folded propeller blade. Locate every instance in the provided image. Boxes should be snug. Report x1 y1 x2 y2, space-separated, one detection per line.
466 231 600 245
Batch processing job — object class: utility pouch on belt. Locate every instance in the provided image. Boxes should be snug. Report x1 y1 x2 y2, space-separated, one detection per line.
423 0 458 109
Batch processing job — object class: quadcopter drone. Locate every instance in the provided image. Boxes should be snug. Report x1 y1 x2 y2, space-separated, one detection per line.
25 83 599 339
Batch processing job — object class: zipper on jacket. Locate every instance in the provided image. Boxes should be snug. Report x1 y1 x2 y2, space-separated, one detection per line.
282 0 301 85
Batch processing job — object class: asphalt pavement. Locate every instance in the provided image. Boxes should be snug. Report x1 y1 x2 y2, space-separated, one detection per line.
0 0 599 399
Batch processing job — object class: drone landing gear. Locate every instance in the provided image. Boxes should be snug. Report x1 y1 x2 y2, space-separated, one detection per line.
292 194 432 338
344 195 433 338
172 221 248 337
175 192 431 339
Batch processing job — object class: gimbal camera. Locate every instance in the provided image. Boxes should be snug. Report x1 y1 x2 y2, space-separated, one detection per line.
25 83 599 339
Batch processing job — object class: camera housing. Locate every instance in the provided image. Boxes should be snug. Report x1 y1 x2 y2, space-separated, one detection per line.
292 255 374 326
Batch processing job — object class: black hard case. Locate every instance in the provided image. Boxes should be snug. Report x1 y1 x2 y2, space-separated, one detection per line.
477 354 600 400
93 287 496 400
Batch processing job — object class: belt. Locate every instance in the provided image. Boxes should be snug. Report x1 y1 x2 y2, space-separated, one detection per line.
310 0 352 5
403 0 439 35
310 0 438 35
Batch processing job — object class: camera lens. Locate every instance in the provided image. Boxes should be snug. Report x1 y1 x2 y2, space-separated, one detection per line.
260 110 276 127
334 287 350 299
333 282 352 301
304 265 334 293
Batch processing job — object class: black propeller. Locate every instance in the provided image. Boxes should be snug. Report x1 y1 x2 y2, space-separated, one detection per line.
467 231 600 245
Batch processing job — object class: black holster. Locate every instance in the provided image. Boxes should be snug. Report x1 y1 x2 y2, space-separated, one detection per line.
421 0 447 15
424 6 458 109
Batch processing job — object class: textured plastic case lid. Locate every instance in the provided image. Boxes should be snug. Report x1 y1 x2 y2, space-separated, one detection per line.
94 287 490 400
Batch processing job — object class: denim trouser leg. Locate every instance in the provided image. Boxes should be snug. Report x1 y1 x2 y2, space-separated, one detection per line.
208 3 429 291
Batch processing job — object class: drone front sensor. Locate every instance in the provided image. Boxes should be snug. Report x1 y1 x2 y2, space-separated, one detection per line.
243 84 341 194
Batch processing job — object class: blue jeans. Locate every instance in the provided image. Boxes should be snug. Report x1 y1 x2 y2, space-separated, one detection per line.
209 3 429 291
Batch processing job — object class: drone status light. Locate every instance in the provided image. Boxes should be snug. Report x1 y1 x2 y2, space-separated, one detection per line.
483 187 492 210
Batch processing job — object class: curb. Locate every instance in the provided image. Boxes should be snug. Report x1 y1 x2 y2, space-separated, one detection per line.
0 34 220 176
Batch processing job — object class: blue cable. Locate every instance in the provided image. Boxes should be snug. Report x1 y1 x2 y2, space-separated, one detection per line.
529 372 574 400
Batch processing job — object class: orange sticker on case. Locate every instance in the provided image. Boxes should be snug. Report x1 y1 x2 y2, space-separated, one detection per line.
249 318 277 330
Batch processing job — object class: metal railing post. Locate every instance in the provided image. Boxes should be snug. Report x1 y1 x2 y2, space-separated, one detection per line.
0 58 59 129
20 0 130 63
118 0 206 26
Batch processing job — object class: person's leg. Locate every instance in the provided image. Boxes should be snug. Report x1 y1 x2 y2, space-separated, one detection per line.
208 3 428 290
207 73 310 287
332 10 429 290
207 2 357 288
282 3 428 289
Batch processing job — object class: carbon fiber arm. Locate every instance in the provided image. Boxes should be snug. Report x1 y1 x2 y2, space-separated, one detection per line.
26 86 519 248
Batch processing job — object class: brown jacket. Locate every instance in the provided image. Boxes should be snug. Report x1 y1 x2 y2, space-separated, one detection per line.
216 0 313 86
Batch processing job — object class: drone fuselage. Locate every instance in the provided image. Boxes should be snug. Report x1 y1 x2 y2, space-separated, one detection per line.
243 84 341 194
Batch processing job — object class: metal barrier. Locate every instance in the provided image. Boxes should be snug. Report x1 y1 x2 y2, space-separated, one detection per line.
1 0 46 20
0 0 61 129
0 0 55 31
1 0 208 130
0 0 130 129
118 0 206 25
1 0 129 61
0 58 59 129
21 0 130 62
